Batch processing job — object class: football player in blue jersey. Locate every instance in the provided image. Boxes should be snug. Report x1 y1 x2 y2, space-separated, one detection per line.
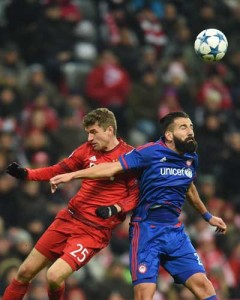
50 111 227 300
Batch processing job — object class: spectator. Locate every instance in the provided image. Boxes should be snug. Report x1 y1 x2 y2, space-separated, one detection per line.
4 0 43 63
85 50 131 136
0 173 21 227
197 65 233 111
197 231 235 299
221 131 240 199
20 63 64 112
196 112 226 176
21 92 60 136
158 88 182 120
0 42 27 88
127 66 161 145
229 241 240 297
136 7 167 56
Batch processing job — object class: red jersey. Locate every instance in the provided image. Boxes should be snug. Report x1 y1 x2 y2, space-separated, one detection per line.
27 138 139 229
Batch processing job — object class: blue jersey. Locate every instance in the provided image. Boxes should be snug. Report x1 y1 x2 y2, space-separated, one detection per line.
119 138 198 221
119 138 205 285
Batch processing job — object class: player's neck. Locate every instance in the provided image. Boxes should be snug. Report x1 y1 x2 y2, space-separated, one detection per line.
105 137 120 152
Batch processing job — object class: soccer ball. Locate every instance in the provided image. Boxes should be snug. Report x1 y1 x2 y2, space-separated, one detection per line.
194 28 228 62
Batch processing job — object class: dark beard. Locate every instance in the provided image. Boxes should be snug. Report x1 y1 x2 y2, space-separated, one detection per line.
174 136 198 154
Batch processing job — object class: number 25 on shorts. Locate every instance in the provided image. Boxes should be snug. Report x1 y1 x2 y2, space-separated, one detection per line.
70 243 89 262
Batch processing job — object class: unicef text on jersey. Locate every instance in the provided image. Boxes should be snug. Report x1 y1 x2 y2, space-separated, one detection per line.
160 168 193 178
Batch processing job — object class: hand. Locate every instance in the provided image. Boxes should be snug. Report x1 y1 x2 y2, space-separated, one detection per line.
50 183 58 194
50 173 75 194
95 205 118 219
6 162 28 179
209 216 227 234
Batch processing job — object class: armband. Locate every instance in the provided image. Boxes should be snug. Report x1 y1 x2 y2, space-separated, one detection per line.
202 211 212 222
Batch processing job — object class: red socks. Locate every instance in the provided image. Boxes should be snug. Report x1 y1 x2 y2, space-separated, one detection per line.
2 279 29 300
47 284 65 300
3 278 65 300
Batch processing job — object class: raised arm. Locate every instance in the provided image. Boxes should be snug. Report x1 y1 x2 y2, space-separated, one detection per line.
186 182 227 234
50 161 123 192
186 182 209 215
50 161 135 219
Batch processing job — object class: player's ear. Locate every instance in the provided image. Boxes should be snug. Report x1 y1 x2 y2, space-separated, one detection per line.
107 125 114 135
165 130 173 142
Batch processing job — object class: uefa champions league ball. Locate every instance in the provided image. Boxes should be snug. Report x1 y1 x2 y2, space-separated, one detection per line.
194 28 228 62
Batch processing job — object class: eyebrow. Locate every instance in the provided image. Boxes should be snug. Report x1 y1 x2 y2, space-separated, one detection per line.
86 128 97 133
179 123 193 128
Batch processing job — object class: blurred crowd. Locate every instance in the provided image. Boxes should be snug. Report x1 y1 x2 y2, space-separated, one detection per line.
0 0 240 299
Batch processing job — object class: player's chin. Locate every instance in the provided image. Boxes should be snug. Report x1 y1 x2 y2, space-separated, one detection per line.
92 144 99 150
185 142 197 153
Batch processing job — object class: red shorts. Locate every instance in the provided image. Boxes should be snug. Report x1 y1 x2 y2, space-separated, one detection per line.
35 209 112 271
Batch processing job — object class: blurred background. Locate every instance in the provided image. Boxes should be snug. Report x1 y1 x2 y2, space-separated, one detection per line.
0 0 240 299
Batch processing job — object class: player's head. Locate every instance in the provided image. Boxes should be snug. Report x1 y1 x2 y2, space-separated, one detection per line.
160 111 197 154
83 108 118 151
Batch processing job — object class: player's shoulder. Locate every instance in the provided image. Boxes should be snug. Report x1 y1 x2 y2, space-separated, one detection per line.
69 141 90 157
76 141 90 151
192 152 199 166
136 141 160 152
118 138 135 152
186 151 198 161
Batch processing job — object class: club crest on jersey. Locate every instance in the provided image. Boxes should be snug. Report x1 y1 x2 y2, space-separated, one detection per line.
138 263 147 274
89 156 97 168
186 159 193 166
89 156 97 161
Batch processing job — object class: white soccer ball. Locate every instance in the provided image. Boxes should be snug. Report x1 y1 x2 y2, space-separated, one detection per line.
194 28 228 62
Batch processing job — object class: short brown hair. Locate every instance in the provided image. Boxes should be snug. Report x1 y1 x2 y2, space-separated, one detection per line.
83 108 117 135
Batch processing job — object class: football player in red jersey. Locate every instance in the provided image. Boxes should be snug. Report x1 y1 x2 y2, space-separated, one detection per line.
4 108 139 300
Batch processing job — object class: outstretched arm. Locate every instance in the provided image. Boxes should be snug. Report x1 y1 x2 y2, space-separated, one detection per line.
50 161 124 192
186 182 227 234
49 161 137 219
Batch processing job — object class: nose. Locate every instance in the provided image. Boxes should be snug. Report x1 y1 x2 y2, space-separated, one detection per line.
188 127 194 136
88 133 93 141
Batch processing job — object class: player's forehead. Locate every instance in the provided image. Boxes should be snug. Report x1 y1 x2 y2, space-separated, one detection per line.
173 117 193 127
85 122 103 133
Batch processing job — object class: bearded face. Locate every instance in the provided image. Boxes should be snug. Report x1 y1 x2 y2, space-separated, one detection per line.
173 135 198 153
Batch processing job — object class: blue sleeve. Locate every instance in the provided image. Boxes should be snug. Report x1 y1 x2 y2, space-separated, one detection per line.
119 144 155 171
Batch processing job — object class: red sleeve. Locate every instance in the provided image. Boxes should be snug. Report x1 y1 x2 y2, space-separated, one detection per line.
116 172 139 213
27 145 85 181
